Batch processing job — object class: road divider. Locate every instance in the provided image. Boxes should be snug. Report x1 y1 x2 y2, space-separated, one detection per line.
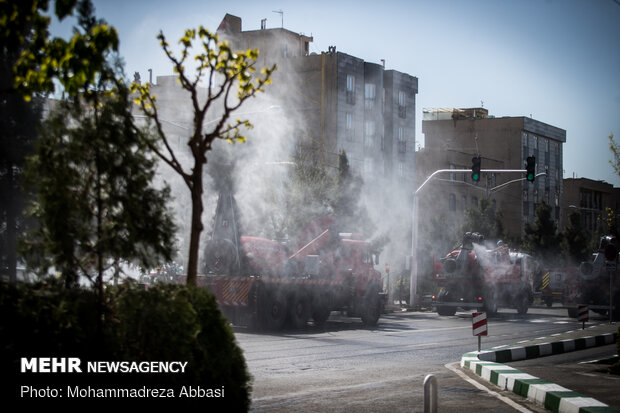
460 324 619 413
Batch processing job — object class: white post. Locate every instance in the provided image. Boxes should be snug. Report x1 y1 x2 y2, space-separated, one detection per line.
423 374 438 413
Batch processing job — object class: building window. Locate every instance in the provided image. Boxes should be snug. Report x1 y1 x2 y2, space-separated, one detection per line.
398 90 406 118
461 195 467 211
346 74 355 92
449 164 456 181
398 162 405 178
449 193 456 211
346 74 355 105
345 113 354 141
365 83 375 110
544 138 549 153
364 158 373 176
364 121 375 147
397 127 406 153
523 189 528 201
471 196 478 208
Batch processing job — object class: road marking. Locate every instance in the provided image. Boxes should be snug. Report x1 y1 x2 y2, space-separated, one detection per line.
445 362 535 413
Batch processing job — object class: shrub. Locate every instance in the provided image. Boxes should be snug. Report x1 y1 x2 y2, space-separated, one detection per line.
0 281 251 410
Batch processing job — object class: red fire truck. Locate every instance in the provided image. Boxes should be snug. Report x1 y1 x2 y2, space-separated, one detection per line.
433 232 537 316
186 192 386 330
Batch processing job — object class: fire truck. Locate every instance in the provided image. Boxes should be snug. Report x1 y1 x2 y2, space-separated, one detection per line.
565 235 619 320
433 232 537 316
186 192 386 330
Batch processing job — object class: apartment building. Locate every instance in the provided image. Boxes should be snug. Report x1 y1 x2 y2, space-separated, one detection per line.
420 107 566 239
562 178 620 234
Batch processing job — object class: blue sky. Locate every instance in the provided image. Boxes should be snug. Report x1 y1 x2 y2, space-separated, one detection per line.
52 0 620 186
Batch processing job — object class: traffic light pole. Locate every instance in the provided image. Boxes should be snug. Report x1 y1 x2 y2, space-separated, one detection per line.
409 168 528 308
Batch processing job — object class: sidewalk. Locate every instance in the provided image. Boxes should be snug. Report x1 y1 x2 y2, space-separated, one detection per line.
461 323 619 413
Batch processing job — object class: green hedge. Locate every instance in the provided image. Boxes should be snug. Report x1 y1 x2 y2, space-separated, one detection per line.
0 281 251 410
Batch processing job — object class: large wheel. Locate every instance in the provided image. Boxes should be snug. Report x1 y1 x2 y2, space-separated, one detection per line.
361 284 382 326
311 293 331 327
544 296 553 307
516 293 529 315
288 291 311 329
258 286 288 330
436 306 457 316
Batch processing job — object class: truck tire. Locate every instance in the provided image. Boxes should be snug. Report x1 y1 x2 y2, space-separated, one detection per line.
544 296 553 307
516 293 529 315
436 306 456 316
258 286 288 330
311 293 331 327
288 291 310 329
361 284 382 326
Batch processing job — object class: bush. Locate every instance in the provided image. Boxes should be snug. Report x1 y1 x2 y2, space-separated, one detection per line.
0 281 251 410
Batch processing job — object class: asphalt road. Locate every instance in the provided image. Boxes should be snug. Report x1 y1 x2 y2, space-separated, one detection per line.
234 305 603 412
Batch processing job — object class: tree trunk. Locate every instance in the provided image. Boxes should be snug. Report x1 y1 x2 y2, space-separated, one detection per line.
186 163 204 287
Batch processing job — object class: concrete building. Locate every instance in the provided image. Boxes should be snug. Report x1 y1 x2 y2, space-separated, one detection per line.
216 14 418 185
562 178 620 234
420 107 566 240
216 14 419 268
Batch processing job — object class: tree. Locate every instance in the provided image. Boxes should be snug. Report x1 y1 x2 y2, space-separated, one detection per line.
609 133 619 177
461 198 504 242
560 211 590 265
19 4 176 301
132 27 276 286
0 2 43 282
522 202 562 266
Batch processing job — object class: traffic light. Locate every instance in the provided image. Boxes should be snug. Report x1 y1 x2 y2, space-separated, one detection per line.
526 156 536 182
471 156 481 182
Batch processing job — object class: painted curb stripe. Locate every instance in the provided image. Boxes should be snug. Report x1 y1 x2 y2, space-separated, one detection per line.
460 328 619 413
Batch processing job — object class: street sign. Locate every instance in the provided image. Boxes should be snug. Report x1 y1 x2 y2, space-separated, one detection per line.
577 305 589 322
472 312 487 336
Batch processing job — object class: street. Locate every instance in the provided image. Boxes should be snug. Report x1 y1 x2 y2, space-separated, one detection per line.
234 306 610 412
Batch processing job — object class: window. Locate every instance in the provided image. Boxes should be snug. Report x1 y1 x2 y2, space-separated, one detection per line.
398 162 405 178
365 83 375 110
398 91 406 118
461 196 467 211
346 75 355 92
346 112 353 130
449 194 456 211
346 75 356 105
364 121 375 147
397 127 406 153
345 113 354 141
471 197 478 208
449 164 456 181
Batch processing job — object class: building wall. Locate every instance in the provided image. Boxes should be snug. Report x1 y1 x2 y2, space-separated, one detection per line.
562 178 616 233
421 110 566 239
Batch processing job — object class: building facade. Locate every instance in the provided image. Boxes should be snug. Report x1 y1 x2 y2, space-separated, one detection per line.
216 14 419 268
562 178 620 234
420 108 566 240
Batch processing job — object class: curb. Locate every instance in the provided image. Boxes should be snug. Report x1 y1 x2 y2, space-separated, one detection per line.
460 326 619 413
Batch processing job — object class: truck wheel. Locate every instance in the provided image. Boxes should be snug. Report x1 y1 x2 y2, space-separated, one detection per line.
516 294 529 315
288 291 310 329
361 285 382 326
311 293 331 327
436 306 456 316
544 296 553 307
258 287 288 330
